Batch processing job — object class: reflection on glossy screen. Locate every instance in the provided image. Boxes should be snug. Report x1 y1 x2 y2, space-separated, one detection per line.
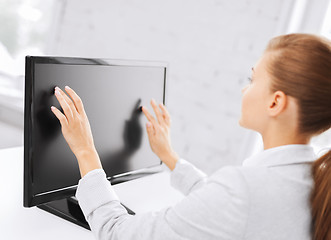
32 63 165 195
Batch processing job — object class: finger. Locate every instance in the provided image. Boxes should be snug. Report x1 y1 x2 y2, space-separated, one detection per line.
150 99 165 125
55 86 78 115
51 106 68 126
146 121 155 136
141 106 157 125
54 88 74 122
64 86 85 114
158 103 171 125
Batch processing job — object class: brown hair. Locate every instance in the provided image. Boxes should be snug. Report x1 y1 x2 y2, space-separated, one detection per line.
264 33 331 240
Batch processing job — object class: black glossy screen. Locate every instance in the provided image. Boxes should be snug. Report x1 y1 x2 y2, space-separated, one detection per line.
31 63 165 196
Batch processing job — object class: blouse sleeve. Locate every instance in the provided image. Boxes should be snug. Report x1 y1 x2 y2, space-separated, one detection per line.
75 166 250 240
170 158 208 195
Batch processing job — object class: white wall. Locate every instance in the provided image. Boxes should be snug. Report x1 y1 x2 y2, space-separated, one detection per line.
50 0 295 174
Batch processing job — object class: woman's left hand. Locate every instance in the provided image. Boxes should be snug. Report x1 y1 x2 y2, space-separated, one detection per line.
51 86 102 177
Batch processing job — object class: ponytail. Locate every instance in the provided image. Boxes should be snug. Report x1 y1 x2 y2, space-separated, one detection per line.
310 149 331 240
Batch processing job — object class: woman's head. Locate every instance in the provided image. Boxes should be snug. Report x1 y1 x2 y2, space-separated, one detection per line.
241 33 331 240
265 33 331 137
239 52 302 142
240 33 331 142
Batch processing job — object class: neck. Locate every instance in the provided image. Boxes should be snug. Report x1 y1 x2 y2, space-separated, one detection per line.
261 127 311 150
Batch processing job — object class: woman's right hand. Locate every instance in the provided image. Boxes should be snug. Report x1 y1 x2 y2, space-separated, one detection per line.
142 99 179 170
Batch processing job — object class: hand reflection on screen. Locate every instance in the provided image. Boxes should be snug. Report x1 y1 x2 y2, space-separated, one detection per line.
124 99 143 152
35 88 61 140
101 98 144 176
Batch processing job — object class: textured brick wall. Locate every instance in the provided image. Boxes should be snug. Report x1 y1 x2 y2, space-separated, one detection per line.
51 0 295 174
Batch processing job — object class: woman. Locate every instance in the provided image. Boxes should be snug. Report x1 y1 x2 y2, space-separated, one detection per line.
51 33 331 240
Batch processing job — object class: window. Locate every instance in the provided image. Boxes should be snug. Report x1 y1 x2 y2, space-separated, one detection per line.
0 0 61 148
0 0 60 127
321 0 331 38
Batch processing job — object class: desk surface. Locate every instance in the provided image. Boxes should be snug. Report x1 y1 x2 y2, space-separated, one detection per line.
0 146 183 240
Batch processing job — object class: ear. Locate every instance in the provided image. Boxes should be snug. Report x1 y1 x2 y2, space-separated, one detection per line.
268 90 287 117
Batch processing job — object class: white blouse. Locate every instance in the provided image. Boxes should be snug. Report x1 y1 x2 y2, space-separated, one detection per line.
75 144 318 240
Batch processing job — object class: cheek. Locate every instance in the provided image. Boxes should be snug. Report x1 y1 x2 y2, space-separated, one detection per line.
241 87 261 122
241 89 253 114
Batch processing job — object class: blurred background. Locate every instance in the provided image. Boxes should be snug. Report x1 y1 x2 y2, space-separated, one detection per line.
1 0 331 174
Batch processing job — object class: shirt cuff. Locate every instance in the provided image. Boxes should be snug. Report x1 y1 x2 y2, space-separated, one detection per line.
170 158 207 195
75 168 120 218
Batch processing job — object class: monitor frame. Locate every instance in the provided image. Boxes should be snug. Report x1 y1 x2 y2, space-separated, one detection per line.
24 56 168 208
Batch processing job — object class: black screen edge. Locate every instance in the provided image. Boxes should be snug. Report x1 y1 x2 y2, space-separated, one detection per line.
24 56 34 207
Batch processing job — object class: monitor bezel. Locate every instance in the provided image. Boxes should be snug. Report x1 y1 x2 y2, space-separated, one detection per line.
24 56 168 207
